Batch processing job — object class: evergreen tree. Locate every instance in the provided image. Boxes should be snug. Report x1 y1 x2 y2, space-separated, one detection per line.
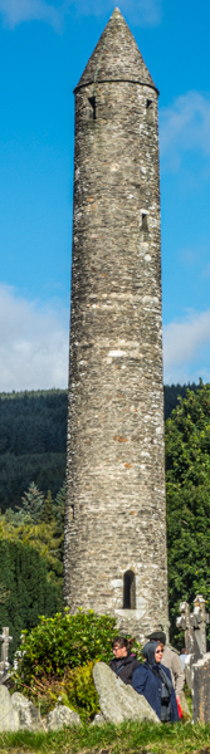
19 482 44 522
40 489 54 523
165 380 210 643
0 539 62 659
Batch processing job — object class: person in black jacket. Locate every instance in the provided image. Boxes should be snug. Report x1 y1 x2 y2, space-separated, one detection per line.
110 636 140 685
132 641 179 722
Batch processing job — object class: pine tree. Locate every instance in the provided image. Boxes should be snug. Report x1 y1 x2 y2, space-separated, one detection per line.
19 482 44 522
165 380 210 643
40 490 54 523
0 539 62 659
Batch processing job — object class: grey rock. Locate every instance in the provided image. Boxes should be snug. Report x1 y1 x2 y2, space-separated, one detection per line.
91 713 106 726
0 685 19 731
93 662 160 724
180 690 191 719
193 652 210 723
46 704 82 730
11 692 43 731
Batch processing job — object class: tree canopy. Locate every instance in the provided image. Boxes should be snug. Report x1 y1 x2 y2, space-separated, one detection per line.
165 381 210 642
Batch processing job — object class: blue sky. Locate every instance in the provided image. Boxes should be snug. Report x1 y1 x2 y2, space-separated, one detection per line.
0 0 210 391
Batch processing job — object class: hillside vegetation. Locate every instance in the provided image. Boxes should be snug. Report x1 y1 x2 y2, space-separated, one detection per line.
0 389 67 512
0 380 209 658
0 383 199 512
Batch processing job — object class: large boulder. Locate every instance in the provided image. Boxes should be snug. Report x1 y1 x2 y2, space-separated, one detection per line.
0 686 19 732
93 662 160 724
46 704 82 730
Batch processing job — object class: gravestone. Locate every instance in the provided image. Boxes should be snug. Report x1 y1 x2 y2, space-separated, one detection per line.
0 627 12 683
176 595 210 722
93 661 159 724
193 653 210 724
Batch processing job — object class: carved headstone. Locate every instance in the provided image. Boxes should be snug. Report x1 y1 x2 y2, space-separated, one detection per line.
0 686 19 732
193 653 210 723
0 627 12 683
176 595 210 722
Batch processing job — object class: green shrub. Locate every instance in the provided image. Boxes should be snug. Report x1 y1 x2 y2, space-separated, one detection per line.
12 609 143 720
59 662 100 722
17 662 99 721
14 609 118 678
12 609 120 718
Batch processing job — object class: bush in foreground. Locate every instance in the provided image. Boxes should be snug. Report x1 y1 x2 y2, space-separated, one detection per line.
12 609 123 720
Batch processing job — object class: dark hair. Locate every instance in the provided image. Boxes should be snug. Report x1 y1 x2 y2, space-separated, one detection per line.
112 635 134 650
147 630 166 646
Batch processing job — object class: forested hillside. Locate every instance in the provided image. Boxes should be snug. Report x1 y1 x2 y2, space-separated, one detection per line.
164 382 199 419
0 384 199 513
0 380 209 657
0 389 67 512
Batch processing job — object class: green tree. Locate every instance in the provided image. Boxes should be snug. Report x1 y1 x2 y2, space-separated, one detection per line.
0 485 65 587
19 482 44 522
40 489 54 523
0 540 62 659
165 380 210 643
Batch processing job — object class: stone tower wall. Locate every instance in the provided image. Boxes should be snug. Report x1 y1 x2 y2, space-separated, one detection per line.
64 11 168 640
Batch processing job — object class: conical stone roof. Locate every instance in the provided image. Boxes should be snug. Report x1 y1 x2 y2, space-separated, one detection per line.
75 7 157 92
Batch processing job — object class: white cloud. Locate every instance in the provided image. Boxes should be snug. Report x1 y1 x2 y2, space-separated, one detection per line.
1 286 209 392
0 0 162 29
160 91 210 172
163 309 210 385
0 285 69 392
0 0 63 30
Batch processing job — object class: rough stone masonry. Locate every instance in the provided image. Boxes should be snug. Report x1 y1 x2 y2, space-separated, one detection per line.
64 7 168 640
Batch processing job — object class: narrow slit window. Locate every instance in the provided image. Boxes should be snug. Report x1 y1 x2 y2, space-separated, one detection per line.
88 96 96 120
146 99 153 124
123 570 136 609
141 213 148 232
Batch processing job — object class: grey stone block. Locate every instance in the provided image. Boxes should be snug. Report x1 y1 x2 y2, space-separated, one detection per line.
0 685 19 731
193 653 210 723
91 713 106 726
46 704 82 730
93 662 160 724
11 692 43 731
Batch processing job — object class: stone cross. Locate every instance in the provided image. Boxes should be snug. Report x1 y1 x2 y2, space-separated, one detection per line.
176 595 210 722
0 627 13 682
176 594 209 660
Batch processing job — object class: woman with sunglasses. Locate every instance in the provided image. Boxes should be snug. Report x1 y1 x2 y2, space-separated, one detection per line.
132 641 179 722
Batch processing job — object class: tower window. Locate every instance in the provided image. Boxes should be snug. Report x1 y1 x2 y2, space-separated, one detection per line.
88 96 96 120
141 212 149 232
123 570 136 609
146 99 154 124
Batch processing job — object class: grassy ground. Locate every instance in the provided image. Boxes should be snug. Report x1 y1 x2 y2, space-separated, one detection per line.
0 721 210 754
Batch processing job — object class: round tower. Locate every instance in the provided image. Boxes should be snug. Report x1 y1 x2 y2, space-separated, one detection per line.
64 7 168 639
